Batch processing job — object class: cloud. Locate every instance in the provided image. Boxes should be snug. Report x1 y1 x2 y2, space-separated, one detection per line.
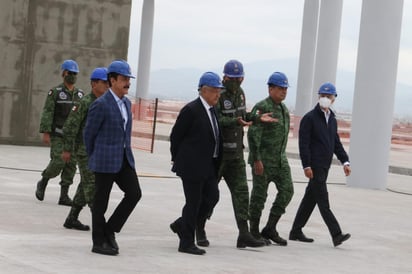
129 0 412 89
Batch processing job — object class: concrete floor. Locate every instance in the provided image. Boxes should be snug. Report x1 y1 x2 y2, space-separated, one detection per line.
0 137 411 274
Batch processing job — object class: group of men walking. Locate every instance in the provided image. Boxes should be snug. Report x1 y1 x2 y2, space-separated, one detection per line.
35 58 351 257
170 60 351 255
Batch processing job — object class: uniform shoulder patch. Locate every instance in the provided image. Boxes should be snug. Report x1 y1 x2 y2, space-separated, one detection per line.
71 105 79 112
48 90 53 96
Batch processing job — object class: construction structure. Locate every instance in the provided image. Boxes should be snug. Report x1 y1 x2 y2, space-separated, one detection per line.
0 0 133 145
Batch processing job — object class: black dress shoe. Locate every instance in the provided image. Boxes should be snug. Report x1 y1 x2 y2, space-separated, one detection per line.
170 221 182 239
178 245 206 255
106 231 119 252
237 232 266 248
196 228 209 247
197 238 209 247
289 231 314 243
333 233 351 247
92 241 118 256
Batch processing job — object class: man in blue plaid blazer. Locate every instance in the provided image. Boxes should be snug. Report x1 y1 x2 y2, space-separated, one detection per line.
84 60 142 256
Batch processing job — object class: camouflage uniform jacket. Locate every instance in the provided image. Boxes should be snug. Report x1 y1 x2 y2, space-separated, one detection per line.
216 87 259 160
63 92 97 153
39 83 84 136
247 96 290 167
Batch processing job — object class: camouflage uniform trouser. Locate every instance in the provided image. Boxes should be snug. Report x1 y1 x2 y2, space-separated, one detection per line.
219 158 250 222
42 136 76 187
72 144 95 208
249 159 294 219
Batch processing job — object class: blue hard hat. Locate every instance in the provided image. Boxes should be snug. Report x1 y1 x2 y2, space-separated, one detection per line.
223 60 244 77
198 72 224 88
318 82 337 97
267 72 289 87
107 60 135 78
90 67 108 81
61 59 79 73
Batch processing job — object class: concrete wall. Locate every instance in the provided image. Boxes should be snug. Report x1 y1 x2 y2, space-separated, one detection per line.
0 0 132 145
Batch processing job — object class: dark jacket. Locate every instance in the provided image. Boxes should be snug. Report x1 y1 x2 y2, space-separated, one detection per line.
170 97 222 180
299 104 349 169
84 90 135 173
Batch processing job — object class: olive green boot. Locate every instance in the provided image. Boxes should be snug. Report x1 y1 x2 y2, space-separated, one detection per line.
35 177 49 201
58 185 73 206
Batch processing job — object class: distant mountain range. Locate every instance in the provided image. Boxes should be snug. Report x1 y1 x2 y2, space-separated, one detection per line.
131 59 411 120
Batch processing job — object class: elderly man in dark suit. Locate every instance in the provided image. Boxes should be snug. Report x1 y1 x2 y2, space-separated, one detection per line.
169 72 223 255
84 60 142 256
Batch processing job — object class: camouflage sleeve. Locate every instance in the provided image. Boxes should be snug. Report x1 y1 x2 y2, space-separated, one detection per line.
247 104 264 161
245 111 259 123
245 98 269 123
39 89 56 133
62 100 86 152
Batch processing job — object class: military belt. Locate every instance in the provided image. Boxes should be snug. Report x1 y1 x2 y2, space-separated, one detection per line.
223 142 237 149
55 127 63 135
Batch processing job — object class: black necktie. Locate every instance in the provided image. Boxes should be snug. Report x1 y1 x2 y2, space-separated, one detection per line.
209 107 219 156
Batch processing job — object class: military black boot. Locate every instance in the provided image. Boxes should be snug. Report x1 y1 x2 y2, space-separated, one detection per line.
250 218 271 246
249 218 260 239
196 218 209 247
64 206 90 231
58 185 73 206
35 177 49 201
236 220 265 248
261 214 287 246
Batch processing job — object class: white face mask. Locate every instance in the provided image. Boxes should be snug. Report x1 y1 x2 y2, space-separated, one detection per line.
319 97 332 109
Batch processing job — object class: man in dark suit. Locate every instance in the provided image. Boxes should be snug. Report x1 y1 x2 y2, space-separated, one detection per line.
289 82 351 247
84 60 142 256
169 72 223 255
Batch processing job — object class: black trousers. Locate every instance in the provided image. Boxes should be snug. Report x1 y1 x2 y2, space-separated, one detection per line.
291 167 342 237
175 167 219 249
92 159 142 245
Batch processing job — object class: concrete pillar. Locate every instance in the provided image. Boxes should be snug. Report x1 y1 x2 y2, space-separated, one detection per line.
312 0 343 104
135 0 155 99
294 0 320 136
348 0 404 189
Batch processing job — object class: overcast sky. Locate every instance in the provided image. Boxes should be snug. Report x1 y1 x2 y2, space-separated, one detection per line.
128 0 412 86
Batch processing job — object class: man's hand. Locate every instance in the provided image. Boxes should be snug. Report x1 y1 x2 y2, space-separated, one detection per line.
42 132 50 145
62 151 71 163
260 112 278 123
343 165 351 176
253 160 264 175
237 117 252 127
304 167 313 179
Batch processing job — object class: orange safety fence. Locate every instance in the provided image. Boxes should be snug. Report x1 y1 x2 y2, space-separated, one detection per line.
131 97 158 153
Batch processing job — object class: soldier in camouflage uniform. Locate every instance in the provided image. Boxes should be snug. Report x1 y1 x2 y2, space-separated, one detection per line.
36 60 84 206
197 60 273 249
247 72 294 246
61 68 109 230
